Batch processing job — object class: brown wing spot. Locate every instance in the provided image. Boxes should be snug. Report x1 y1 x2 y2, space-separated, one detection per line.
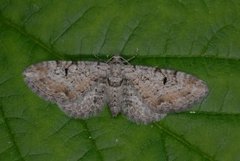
186 76 197 85
38 78 46 83
150 90 192 108
51 82 76 100
161 90 191 102
35 66 48 74
145 96 166 108
157 98 164 105
62 88 76 100
75 79 91 93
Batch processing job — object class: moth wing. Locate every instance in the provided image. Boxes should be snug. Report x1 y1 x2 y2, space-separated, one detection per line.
23 61 109 118
122 84 166 124
123 66 208 114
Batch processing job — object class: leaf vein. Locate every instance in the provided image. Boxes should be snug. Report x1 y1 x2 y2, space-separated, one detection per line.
120 19 141 54
154 123 216 161
50 6 98 45
80 120 104 161
0 14 63 59
0 102 25 161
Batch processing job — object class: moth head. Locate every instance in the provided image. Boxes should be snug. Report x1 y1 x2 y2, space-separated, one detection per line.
107 56 128 65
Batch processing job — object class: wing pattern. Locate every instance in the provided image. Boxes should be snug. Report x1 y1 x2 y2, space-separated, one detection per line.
23 56 208 124
124 66 208 114
24 61 109 118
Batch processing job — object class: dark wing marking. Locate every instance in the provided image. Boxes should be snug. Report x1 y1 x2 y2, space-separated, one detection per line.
123 66 208 114
23 61 109 118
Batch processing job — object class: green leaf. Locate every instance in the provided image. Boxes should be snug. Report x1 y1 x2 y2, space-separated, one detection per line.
0 0 240 161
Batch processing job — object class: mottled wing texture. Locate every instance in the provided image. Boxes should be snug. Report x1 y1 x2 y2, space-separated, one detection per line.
123 66 208 114
23 56 209 124
23 61 109 118
122 84 166 124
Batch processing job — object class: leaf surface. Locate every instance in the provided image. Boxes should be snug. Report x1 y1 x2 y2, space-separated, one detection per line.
0 0 240 161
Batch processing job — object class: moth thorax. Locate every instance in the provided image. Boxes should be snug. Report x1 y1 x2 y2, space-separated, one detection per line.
107 64 123 87
107 76 123 87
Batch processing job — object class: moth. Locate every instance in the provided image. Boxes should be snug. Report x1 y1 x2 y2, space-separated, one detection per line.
23 56 208 124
